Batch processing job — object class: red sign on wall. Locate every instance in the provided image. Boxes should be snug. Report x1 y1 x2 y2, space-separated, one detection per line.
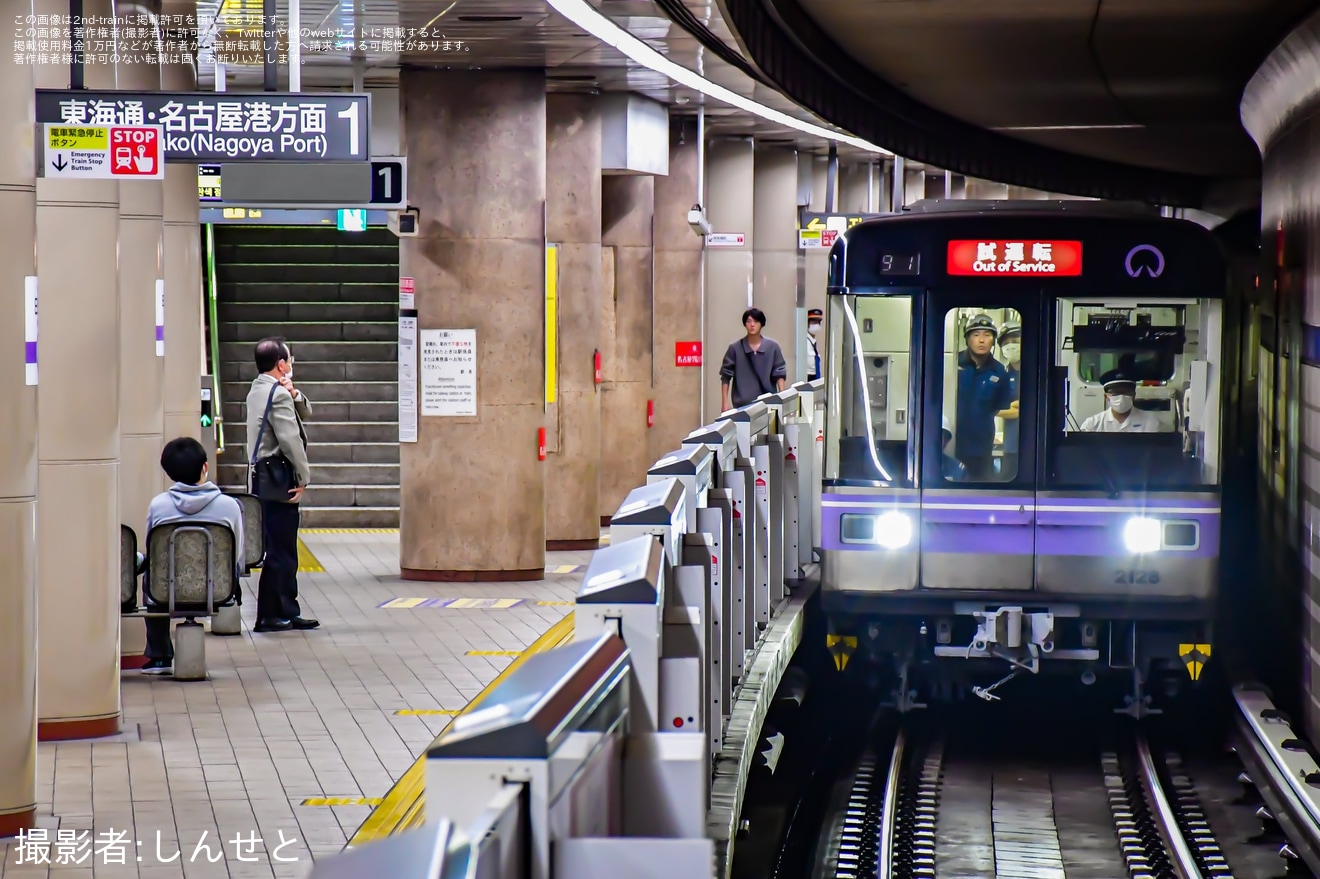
947 240 1083 277
676 341 703 367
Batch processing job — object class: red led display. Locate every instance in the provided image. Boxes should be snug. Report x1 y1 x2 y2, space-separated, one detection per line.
947 240 1083 277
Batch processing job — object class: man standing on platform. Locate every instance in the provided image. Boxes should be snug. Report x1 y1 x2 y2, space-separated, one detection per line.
806 308 823 381
720 308 788 411
246 337 320 633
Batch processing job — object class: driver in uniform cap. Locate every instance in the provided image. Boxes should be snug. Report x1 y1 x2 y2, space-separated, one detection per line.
806 308 823 381
954 314 1015 480
1079 371 1163 432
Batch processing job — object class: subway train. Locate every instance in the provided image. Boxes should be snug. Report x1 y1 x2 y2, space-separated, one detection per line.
818 201 1229 715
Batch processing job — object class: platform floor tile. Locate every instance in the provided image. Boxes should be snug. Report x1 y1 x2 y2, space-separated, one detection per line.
1 530 597 878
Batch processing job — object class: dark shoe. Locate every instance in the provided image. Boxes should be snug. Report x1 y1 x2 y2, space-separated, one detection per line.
254 618 292 632
141 659 172 675
290 616 320 630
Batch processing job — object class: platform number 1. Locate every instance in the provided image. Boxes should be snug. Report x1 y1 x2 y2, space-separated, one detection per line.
337 103 361 156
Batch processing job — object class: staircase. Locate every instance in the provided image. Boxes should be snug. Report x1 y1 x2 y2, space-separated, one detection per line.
212 224 401 528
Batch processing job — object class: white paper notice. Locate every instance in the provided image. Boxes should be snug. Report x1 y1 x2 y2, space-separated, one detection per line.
398 316 418 442
420 329 477 417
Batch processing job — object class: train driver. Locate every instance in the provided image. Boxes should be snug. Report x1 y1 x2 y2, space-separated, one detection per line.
1078 371 1164 432
954 314 1016 480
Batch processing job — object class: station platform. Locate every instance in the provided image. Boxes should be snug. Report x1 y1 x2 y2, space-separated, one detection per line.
1 529 598 879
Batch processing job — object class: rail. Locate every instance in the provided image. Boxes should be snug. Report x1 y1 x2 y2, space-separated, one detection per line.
1233 684 1320 875
875 728 905 879
1134 732 1205 879
312 380 827 879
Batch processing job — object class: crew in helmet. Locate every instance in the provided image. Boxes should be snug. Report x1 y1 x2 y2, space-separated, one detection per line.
1079 370 1163 432
940 417 969 481
996 321 1022 477
954 314 1015 479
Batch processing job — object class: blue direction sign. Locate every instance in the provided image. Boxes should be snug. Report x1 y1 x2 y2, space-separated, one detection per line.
35 90 371 163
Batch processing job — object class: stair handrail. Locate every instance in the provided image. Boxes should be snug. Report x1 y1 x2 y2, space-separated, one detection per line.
204 223 225 453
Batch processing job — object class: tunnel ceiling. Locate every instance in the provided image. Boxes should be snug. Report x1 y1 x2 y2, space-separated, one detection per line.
724 0 1316 202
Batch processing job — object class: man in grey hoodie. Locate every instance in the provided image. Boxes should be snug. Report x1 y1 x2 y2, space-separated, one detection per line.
142 437 245 675
245 337 318 633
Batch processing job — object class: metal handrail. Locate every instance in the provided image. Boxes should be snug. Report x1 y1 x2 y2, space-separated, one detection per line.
1233 684 1320 875
875 728 906 879
204 223 225 452
1134 733 1204 879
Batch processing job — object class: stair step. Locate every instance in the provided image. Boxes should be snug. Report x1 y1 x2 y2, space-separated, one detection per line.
220 301 399 323
215 243 400 264
221 380 397 404
302 484 400 507
301 506 400 528
224 420 398 445
218 461 397 485
220 282 400 303
221 321 397 343
221 399 396 423
218 263 396 284
216 225 398 247
220 341 397 363
219 440 399 466
219 359 398 383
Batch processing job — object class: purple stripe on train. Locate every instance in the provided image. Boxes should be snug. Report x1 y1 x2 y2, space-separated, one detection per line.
820 493 1220 559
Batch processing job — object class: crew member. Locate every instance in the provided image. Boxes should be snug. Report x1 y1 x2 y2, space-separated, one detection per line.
996 322 1022 477
954 314 1015 480
806 308 823 381
1079 371 1164 432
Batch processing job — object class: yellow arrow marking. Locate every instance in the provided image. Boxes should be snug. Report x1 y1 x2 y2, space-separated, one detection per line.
805 217 825 231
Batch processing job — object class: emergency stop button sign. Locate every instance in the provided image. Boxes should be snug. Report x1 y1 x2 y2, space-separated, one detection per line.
42 124 165 180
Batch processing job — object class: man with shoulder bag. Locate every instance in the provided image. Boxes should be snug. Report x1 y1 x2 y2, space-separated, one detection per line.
246 337 320 633
720 307 788 412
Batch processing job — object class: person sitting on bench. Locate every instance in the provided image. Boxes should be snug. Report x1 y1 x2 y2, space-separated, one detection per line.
141 437 245 675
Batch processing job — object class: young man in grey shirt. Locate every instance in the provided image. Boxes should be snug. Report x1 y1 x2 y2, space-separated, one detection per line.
720 307 788 411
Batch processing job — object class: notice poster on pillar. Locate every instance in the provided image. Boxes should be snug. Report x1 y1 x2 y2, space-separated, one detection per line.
155 279 165 356
24 275 37 385
398 316 419 442
419 329 477 417
399 277 415 310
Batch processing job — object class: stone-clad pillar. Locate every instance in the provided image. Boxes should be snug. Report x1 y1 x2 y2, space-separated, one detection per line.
35 0 122 739
0 0 39 831
117 12 166 546
649 126 704 463
599 175 655 520
703 138 754 421
399 71 547 580
545 95 602 550
753 146 799 381
162 28 203 447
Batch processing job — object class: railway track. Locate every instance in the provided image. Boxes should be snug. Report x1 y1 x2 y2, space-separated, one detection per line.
811 689 1320 879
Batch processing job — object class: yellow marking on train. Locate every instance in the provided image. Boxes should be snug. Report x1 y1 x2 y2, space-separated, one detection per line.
379 598 428 609
394 709 460 716
467 650 522 657
826 634 858 672
1178 643 1212 681
252 538 324 573
537 601 574 606
348 613 575 846
303 797 382 807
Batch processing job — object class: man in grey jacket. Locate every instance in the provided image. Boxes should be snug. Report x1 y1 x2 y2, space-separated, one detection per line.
246 337 319 633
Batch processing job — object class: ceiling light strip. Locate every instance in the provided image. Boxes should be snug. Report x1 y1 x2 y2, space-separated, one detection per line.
546 0 891 155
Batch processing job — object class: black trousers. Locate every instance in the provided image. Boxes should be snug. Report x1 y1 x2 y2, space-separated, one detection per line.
961 455 997 481
258 500 302 620
143 585 173 661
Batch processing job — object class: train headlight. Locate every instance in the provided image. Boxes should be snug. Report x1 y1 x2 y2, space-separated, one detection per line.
1123 517 1161 554
873 511 913 550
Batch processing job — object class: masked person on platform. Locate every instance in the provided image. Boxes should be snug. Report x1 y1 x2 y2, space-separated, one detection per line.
806 308 823 381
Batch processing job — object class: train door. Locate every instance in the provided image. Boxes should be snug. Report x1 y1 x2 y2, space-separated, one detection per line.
919 293 1038 590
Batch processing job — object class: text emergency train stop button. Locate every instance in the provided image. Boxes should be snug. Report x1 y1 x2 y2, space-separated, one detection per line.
42 124 164 180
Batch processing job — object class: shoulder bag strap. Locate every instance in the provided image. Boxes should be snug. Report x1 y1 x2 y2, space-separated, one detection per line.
249 382 280 465
740 342 772 396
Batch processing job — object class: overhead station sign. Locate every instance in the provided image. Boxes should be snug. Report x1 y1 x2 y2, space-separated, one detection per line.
42 124 164 179
946 240 1083 277
35 90 371 163
798 211 882 250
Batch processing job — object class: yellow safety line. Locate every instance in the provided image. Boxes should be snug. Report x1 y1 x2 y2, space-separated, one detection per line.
250 538 324 574
347 613 575 846
302 528 400 534
303 797 383 807
467 650 521 657
394 709 460 716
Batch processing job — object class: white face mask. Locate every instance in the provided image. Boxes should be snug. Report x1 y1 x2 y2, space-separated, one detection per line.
808 323 820 336
1001 343 1020 363
1108 394 1134 414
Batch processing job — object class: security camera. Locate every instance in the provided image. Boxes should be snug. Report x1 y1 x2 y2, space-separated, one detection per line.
687 204 712 237
389 206 420 238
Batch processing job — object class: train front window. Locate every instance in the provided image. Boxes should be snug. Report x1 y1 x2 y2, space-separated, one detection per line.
1048 299 1223 488
826 294 914 486
937 307 1025 483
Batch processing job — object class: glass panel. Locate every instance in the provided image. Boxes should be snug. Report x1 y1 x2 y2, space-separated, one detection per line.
827 294 914 485
938 307 1023 482
1049 298 1222 487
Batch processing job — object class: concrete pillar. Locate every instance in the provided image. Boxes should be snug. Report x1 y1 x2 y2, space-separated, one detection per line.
117 15 166 545
649 127 705 463
753 146 799 381
162 34 203 447
545 95 602 550
398 71 547 580
35 0 122 739
838 163 871 213
0 0 39 832
599 175 655 519
803 155 829 338
703 138 754 422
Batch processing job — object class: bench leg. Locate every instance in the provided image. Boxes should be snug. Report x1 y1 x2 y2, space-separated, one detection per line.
172 621 208 681
211 604 242 636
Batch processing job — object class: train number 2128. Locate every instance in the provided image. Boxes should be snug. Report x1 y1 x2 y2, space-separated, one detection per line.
1115 570 1160 584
